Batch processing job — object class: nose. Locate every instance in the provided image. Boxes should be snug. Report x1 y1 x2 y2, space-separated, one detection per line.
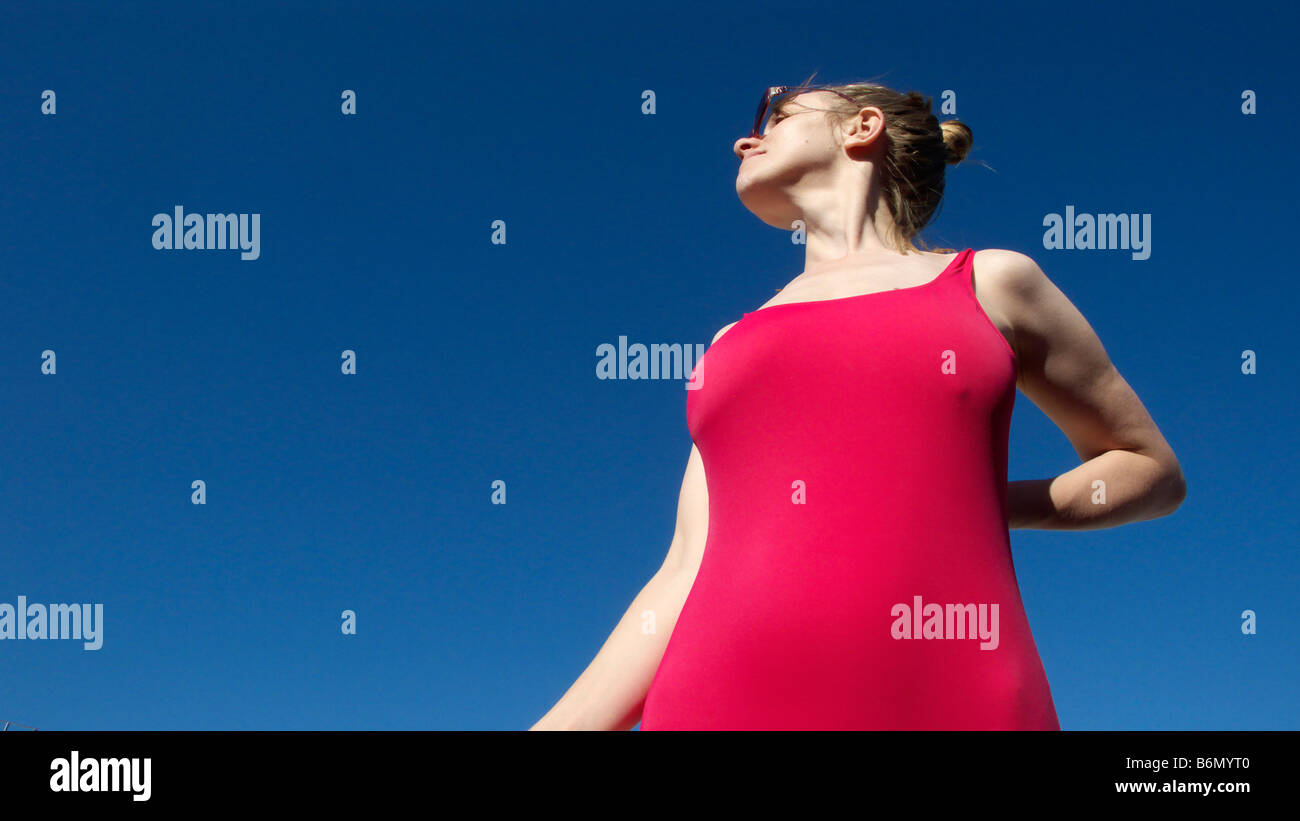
734 135 761 160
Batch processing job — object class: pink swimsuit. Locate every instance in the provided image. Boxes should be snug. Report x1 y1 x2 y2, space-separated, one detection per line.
641 249 1060 730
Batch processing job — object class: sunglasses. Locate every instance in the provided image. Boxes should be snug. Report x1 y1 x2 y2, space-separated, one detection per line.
750 85 862 139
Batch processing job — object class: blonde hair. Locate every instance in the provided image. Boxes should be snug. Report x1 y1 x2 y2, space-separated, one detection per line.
789 71 974 254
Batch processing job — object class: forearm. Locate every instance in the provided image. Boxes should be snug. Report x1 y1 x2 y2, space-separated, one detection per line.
1008 448 1186 530
530 566 695 731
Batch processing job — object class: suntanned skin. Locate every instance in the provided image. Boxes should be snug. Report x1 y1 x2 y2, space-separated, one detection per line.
530 91 1185 731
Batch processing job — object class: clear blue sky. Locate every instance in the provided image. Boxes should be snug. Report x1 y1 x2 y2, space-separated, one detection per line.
1 0 1295 730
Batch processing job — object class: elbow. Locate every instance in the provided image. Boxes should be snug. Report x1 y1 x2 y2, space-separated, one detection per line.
1158 468 1187 515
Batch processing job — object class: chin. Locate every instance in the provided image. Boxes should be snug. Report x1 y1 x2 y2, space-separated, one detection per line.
736 187 795 230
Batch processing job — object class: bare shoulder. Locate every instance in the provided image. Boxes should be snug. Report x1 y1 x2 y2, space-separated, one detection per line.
963 249 1038 358
970 249 1061 360
971 248 1050 295
972 247 1120 400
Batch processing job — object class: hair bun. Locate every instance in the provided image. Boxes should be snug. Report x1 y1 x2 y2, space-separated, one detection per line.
940 119 973 165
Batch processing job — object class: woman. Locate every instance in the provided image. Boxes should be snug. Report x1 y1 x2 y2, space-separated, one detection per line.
531 77 1186 731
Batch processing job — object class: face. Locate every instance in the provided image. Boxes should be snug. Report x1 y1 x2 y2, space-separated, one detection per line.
732 90 879 230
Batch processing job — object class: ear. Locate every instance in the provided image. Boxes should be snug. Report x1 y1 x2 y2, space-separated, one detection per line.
842 106 886 155
851 106 885 138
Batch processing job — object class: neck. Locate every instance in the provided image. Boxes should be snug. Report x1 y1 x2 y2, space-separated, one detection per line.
790 176 912 275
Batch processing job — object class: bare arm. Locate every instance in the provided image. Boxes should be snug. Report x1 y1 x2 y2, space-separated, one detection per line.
976 250 1188 530
530 443 710 730
530 323 738 731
